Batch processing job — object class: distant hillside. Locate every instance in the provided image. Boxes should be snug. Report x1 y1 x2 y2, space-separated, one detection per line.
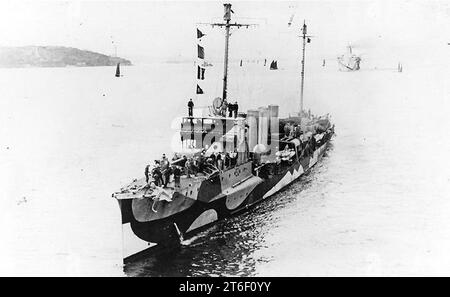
0 46 132 68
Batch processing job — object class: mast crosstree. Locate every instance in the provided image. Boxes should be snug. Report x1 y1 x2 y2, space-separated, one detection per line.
200 3 256 103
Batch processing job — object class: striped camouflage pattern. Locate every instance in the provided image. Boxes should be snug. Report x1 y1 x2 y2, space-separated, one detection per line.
118 129 334 260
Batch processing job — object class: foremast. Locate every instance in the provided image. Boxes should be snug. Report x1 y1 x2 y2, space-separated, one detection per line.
209 3 255 103
299 20 312 129
222 4 231 101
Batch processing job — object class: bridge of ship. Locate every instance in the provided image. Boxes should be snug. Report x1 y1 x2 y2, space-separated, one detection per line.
179 115 246 152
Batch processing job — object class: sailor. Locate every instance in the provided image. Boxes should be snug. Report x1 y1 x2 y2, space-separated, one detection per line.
185 157 197 178
289 125 296 138
233 101 239 117
160 154 171 188
284 123 291 138
145 164 151 184
196 153 205 173
184 158 192 178
224 152 231 168
228 102 234 117
216 154 224 171
221 99 228 117
188 99 194 117
160 154 169 165
194 157 201 175
151 161 163 186
172 165 182 188
179 155 188 168
229 151 238 167
294 125 302 138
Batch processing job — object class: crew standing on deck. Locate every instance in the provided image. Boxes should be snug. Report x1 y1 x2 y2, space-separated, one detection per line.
145 164 151 183
228 102 234 117
151 161 163 186
284 122 291 138
224 152 231 168
160 154 171 188
221 99 228 117
216 154 224 171
185 158 192 178
233 101 239 117
188 99 194 117
294 124 301 138
172 165 181 188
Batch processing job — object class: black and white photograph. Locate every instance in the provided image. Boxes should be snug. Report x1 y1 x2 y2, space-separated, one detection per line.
1 0 450 279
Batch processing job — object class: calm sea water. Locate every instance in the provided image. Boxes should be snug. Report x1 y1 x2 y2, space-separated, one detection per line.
1 52 450 276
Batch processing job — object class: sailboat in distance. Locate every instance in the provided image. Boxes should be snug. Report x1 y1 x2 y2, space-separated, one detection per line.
115 63 121 77
269 60 278 70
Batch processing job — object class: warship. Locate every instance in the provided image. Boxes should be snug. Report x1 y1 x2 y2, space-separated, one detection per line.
113 4 335 261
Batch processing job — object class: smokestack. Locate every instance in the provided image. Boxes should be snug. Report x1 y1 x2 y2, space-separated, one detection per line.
258 107 269 146
268 105 279 118
268 105 279 152
247 109 259 151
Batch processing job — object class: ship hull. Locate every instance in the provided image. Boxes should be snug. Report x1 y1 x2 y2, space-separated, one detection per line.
119 133 333 261
338 58 361 71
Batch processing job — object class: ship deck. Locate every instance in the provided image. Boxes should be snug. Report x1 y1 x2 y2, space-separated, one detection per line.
113 172 211 200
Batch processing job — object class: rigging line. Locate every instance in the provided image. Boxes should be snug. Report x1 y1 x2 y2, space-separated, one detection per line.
233 16 268 24
194 59 199 100
235 62 242 97
214 71 220 96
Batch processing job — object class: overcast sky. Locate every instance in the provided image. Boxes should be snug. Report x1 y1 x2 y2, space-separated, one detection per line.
0 0 448 64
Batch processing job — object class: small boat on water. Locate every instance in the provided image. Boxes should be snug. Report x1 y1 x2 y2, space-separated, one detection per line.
269 60 278 70
115 63 121 77
201 61 213 67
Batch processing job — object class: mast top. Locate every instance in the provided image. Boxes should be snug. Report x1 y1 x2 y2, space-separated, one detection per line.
224 3 233 22
299 20 313 121
198 4 256 104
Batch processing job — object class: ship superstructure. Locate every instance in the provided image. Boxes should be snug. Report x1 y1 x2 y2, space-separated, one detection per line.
113 4 335 261
337 45 361 71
